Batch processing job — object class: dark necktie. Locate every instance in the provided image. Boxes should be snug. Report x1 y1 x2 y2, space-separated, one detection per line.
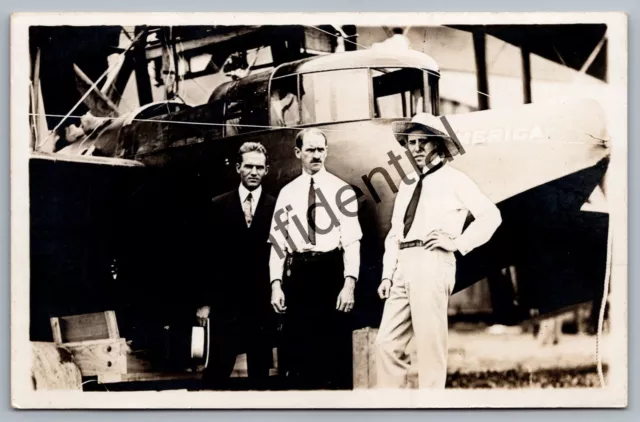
308 177 316 245
403 162 444 238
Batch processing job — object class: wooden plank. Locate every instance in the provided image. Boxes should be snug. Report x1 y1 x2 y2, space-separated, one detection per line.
353 327 379 389
134 26 153 106
98 371 202 384
473 30 490 110
104 49 135 105
126 352 157 373
30 151 144 167
521 47 532 104
352 327 370 388
64 339 127 376
144 27 260 60
58 312 111 343
304 27 334 53
97 373 124 384
30 48 41 150
342 25 358 52
104 311 120 339
367 328 378 388
352 328 418 389
49 317 63 344
73 63 120 116
62 338 127 348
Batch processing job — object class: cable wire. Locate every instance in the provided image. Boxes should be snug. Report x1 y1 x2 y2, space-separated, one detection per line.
39 30 145 148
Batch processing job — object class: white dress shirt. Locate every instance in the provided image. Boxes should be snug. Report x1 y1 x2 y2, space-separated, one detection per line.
238 183 262 218
381 162 501 281
269 167 362 282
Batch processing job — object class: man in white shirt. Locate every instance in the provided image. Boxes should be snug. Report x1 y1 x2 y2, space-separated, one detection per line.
375 113 502 388
269 128 363 390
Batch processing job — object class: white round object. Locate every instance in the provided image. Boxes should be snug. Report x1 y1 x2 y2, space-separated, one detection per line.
191 326 205 359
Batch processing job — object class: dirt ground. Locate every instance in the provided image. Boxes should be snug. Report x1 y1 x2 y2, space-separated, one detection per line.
444 328 609 388
86 325 610 391
447 328 609 373
231 326 611 389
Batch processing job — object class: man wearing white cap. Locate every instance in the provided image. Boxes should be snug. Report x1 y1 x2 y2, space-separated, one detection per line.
375 113 502 388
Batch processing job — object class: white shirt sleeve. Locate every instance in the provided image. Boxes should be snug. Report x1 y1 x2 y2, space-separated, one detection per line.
343 241 361 280
269 245 286 283
337 184 362 280
452 172 502 256
381 187 405 281
268 190 289 282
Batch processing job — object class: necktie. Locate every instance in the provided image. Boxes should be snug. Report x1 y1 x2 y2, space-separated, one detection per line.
243 192 253 227
403 162 444 238
308 177 316 245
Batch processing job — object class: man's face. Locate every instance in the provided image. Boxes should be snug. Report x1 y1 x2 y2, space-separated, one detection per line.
236 151 268 190
295 132 327 174
407 130 439 170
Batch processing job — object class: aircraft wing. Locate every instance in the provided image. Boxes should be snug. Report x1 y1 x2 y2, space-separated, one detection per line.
441 97 610 205
449 24 608 81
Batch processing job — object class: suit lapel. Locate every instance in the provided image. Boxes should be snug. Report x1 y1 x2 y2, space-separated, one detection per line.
231 189 248 229
251 189 267 228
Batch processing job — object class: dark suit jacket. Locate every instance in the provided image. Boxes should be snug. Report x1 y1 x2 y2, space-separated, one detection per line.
202 187 276 323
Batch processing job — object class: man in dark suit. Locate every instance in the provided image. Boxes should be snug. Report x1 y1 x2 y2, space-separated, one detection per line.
198 141 276 390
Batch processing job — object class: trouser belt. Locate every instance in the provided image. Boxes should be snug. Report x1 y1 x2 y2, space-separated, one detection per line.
289 248 341 262
399 240 428 250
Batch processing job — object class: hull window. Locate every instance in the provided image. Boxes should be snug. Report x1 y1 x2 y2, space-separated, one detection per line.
223 100 244 137
299 69 370 125
372 68 432 118
270 75 301 127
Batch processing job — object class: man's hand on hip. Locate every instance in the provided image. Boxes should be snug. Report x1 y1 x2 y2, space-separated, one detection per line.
424 230 458 252
336 276 356 312
377 278 392 300
271 280 287 314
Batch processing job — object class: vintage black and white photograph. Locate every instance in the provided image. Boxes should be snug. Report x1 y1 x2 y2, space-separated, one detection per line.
10 12 627 408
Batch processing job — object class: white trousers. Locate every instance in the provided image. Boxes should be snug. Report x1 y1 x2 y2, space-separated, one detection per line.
374 247 456 389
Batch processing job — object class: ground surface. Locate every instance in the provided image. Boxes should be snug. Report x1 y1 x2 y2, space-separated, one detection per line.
444 329 609 388
447 329 608 373
84 327 610 390
230 327 610 388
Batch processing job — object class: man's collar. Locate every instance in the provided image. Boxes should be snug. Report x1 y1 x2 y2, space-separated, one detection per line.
239 183 262 202
421 157 446 177
299 166 328 183
405 159 446 183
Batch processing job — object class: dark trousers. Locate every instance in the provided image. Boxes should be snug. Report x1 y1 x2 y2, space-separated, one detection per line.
279 249 353 390
201 313 273 390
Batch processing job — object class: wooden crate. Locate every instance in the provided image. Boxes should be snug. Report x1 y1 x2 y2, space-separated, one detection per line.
352 327 418 389
352 327 378 389
62 338 128 376
50 311 119 344
49 311 204 385
49 311 126 379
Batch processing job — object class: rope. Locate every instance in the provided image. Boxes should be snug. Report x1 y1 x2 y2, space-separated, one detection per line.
596 200 613 387
29 112 610 147
204 318 211 369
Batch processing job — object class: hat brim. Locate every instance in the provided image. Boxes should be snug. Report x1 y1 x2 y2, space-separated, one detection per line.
391 120 460 157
